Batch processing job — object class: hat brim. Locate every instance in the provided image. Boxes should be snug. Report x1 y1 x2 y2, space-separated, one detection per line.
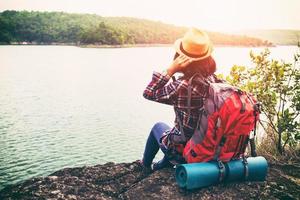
174 39 213 61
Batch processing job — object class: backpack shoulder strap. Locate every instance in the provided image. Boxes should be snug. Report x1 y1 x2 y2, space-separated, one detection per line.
171 76 186 141
174 107 186 141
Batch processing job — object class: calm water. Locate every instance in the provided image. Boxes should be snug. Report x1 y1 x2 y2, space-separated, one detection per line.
0 45 297 190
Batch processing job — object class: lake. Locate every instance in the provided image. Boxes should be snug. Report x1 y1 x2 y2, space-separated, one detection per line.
0 45 298 190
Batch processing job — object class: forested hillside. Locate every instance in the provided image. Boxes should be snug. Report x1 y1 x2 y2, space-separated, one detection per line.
0 10 271 46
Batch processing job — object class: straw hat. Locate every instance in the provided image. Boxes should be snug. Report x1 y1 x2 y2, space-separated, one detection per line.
174 28 213 61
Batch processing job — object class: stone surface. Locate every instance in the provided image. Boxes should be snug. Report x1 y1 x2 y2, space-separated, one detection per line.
0 160 299 200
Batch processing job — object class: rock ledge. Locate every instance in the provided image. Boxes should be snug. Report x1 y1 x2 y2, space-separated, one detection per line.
0 160 299 200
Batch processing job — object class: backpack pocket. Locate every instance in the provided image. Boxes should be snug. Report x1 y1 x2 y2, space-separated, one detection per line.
219 134 249 161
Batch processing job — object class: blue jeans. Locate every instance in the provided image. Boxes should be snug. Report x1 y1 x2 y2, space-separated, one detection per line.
142 122 173 170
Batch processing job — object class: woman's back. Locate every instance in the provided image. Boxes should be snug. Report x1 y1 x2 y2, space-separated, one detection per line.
172 74 221 137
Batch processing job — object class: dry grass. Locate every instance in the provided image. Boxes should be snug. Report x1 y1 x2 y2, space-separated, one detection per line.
256 134 300 165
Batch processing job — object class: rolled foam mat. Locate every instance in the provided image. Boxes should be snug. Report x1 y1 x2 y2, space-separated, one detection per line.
175 156 268 190
175 162 225 189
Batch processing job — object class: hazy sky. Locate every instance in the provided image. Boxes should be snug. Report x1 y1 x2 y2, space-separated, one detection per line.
1 0 299 32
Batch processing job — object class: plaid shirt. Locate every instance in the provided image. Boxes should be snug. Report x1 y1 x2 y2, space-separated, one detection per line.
143 71 220 145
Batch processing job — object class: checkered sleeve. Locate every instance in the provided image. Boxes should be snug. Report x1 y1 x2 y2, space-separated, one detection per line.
143 71 182 105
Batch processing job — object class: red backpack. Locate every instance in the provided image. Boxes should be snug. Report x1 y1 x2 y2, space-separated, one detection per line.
181 74 260 164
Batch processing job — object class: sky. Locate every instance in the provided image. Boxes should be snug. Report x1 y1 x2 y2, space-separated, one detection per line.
0 0 299 32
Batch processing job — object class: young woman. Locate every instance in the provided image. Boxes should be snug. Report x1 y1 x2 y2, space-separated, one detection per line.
140 28 221 172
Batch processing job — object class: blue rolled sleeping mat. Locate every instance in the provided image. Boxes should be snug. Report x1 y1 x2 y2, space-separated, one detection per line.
175 156 268 190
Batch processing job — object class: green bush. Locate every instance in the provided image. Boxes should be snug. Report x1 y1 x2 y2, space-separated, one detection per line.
224 47 300 154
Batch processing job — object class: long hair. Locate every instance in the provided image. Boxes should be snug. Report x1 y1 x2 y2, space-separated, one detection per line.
173 52 216 79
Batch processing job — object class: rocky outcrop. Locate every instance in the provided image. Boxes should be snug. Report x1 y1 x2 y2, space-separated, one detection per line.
0 160 299 200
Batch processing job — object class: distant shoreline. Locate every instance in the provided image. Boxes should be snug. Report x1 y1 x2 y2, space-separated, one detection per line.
0 43 277 48
80 43 277 48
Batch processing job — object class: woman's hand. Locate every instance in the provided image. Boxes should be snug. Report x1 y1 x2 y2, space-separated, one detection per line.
166 54 194 76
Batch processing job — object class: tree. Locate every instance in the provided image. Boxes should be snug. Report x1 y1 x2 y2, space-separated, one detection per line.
0 10 272 46
225 48 300 154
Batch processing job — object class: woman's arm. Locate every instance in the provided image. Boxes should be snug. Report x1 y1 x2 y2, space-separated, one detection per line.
143 71 180 105
143 54 193 105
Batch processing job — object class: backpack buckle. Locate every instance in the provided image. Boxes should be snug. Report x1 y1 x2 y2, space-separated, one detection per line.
217 160 226 182
190 149 197 157
253 102 262 113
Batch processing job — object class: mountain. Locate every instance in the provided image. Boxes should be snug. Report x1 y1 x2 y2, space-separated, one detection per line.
0 10 271 46
234 29 300 45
